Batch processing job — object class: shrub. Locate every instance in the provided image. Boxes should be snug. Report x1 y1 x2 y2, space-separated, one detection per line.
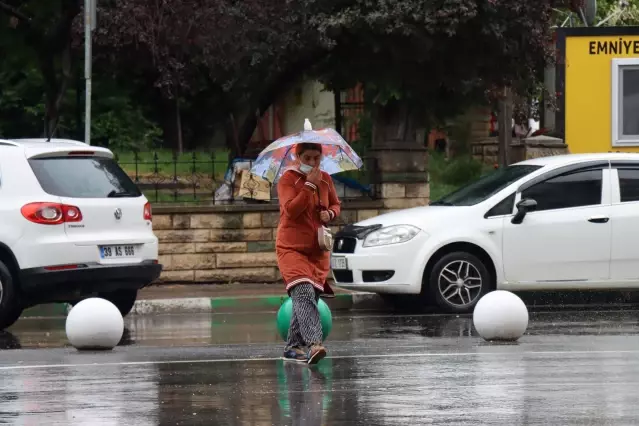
429 150 485 187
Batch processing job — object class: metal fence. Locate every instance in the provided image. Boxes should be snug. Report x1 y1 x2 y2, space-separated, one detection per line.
114 151 378 205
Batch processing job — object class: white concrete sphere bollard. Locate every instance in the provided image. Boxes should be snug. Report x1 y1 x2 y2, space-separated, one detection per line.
473 290 529 342
66 298 124 350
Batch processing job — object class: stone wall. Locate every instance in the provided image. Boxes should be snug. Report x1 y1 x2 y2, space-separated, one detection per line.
153 182 429 284
509 136 569 163
471 138 500 166
471 136 569 166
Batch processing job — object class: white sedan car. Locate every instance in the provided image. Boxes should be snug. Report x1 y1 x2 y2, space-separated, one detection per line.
331 153 639 313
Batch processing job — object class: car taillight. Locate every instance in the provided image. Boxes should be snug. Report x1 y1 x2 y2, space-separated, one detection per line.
68 151 95 156
143 202 152 221
21 203 83 225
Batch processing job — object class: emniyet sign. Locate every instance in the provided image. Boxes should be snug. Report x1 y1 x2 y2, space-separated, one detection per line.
588 38 639 55
556 27 639 153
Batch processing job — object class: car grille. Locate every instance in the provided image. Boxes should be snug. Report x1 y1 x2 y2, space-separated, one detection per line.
333 270 353 283
332 237 356 254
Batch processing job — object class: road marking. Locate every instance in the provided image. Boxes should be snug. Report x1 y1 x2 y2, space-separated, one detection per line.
335 308 639 320
1 349 638 371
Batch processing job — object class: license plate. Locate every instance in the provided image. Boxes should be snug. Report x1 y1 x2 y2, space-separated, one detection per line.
330 256 348 270
100 245 136 259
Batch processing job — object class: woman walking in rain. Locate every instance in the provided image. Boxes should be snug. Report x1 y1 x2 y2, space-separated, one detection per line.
276 142 341 364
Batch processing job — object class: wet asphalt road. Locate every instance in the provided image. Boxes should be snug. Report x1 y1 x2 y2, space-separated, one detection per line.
3 309 639 425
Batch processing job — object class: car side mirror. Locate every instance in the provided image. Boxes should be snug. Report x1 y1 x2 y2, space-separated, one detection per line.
511 198 537 225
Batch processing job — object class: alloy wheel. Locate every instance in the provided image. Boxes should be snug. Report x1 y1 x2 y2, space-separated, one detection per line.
437 260 483 307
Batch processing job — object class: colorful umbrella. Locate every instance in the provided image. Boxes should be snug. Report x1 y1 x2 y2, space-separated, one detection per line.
250 119 364 183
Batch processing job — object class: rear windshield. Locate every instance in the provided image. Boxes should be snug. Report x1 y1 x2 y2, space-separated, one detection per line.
29 157 142 198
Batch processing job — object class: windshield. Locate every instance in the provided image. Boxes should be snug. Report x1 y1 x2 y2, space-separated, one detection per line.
431 164 542 206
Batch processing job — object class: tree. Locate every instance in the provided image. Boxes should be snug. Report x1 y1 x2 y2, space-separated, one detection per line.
92 0 324 155
0 0 80 138
310 0 555 147
553 0 639 27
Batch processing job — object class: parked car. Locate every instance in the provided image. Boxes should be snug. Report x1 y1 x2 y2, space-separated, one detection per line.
0 138 162 329
331 153 639 313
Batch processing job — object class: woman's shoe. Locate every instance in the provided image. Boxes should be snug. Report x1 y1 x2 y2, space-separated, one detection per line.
283 347 307 362
307 344 327 365
319 293 335 299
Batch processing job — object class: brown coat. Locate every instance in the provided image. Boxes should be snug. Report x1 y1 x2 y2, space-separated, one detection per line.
276 169 341 293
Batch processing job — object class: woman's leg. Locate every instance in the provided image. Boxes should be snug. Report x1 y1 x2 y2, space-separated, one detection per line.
288 282 326 364
285 305 305 349
289 283 323 345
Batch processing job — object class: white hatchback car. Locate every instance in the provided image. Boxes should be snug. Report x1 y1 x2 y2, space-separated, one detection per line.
331 153 639 313
0 138 162 329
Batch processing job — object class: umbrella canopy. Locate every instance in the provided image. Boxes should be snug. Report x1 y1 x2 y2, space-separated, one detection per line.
250 119 364 183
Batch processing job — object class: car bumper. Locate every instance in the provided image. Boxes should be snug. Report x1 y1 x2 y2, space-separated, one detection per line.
20 260 163 298
330 232 429 294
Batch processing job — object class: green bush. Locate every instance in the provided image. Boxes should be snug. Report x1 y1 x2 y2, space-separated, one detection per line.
429 151 485 186
429 150 493 201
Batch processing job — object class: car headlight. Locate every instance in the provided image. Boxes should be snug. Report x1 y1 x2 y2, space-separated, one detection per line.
362 225 421 248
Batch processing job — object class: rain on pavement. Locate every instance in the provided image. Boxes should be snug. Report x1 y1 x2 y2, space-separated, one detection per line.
2 308 639 425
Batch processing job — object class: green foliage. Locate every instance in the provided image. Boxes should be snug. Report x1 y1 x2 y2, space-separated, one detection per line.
90 94 162 152
0 65 45 136
429 150 488 189
346 110 373 157
553 0 639 27
313 0 555 125
443 115 474 156
1 0 557 156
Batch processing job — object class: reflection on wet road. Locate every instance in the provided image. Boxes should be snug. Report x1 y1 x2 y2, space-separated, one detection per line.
2 310 639 425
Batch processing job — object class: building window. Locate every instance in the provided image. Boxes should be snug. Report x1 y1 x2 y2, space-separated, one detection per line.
612 58 639 147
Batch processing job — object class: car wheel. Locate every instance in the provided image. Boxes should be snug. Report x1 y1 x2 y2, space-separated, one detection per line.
428 251 492 314
0 260 23 330
100 289 138 317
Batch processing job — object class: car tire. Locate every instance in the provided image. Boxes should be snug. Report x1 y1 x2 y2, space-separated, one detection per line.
100 289 138 317
0 260 23 330
428 251 492 314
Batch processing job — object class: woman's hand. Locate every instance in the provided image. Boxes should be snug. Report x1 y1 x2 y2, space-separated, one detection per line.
306 166 322 187
319 210 331 223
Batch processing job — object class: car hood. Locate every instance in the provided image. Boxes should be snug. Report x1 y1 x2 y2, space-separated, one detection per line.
355 205 471 229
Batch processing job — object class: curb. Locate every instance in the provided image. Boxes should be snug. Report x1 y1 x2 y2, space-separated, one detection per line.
20 292 386 318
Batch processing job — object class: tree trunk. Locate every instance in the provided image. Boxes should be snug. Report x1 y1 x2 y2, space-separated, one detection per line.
75 72 83 140
498 87 513 167
41 40 72 138
368 99 429 186
226 113 242 162
229 56 320 157
236 107 261 157
371 100 420 146
175 96 183 154
159 97 180 152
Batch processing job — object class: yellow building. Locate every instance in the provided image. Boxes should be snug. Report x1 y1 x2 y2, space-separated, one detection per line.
557 26 639 153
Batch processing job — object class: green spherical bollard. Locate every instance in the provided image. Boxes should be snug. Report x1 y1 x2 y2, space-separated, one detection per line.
276 297 333 341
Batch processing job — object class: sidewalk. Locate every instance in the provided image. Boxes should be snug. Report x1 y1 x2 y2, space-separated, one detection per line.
21 284 386 318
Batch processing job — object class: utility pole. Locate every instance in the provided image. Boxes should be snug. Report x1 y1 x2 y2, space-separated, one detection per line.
497 87 513 168
84 0 96 145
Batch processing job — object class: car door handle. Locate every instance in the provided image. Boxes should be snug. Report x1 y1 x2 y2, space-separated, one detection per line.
588 216 609 223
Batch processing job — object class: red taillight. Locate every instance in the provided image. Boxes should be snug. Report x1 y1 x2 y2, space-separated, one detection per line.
21 203 83 225
68 151 95 156
143 202 152 221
